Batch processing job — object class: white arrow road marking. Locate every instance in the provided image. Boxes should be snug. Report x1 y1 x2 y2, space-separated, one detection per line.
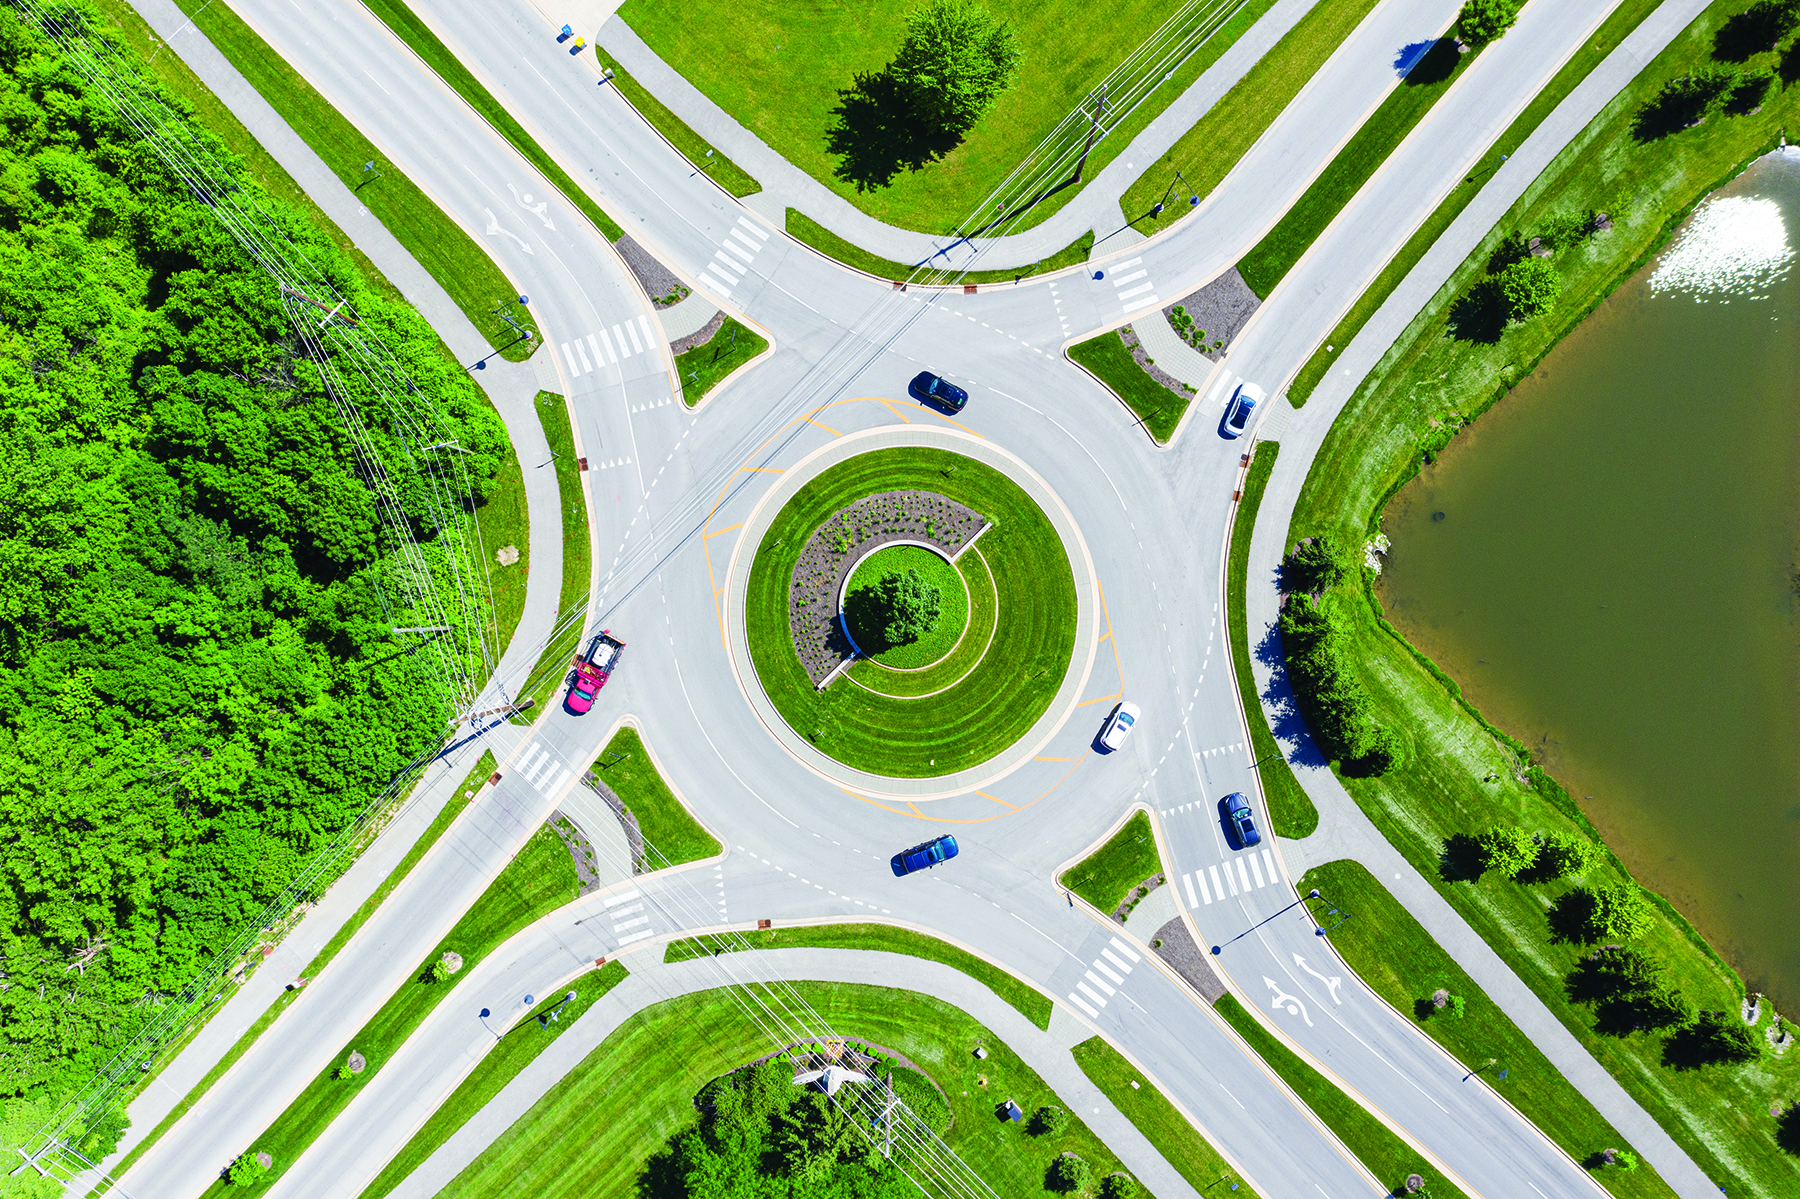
507 183 555 229
1293 953 1344 1004
483 207 534 254
1264 977 1313 1027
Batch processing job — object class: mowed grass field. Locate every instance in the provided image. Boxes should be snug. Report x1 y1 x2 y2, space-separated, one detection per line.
434 983 1132 1199
619 0 1281 234
747 449 1077 776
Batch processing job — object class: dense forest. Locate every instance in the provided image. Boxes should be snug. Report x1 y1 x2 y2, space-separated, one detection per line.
0 4 505 1117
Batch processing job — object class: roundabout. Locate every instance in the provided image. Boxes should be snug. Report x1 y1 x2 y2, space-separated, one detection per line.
726 424 1098 797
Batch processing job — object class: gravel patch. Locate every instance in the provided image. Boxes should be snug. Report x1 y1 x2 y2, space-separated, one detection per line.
613 234 689 307
669 309 728 356
788 491 987 687
1153 917 1226 1004
1162 267 1260 361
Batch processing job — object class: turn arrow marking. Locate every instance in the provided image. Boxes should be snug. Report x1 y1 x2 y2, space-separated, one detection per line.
1293 953 1343 1004
1264 977 1313 1027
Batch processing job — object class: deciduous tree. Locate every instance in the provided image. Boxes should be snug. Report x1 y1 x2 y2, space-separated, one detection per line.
890 0 1022 137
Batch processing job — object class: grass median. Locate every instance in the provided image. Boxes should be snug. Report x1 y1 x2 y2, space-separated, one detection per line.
511 393 591 724
785 208 1094 284
664 922 1052 1029
1067 330 1194 443
675 317 768 407
1060 810 1161 913
589 726 720 867
1286 4 1800 1192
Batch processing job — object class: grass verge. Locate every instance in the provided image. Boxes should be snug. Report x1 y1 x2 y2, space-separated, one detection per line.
356 960 629 1199
510 393 591 724
599 57 759 197
1067 329 1193 443
1285 4 1800 1192
1215 994 1469 1198
1286 0 1665 404
436 982 1128 1198
1304 860 1676 1198
663 922 1053 1030
109 750 497 1178
358 0 627 239
746 448 1077 777
1060 810 1161 914
674 317 768 407
619 0 1280 235
476 442 528 655
1122 0 1383 234
1236 37 1471 299
161 0 534 360
589 726 720 866
785 208 1094 283
1227 442 1317 837
1071 1036 1261 1197
209 821 581 1197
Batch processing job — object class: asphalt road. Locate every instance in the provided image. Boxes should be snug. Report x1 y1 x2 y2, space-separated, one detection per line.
103 1 1716 1198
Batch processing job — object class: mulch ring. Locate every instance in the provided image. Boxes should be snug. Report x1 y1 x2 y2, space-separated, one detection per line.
1117 325 1192 400
788 490 987 687
669 309 727 356
1161 266 1260 361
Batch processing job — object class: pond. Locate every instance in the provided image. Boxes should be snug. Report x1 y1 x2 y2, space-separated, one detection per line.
1378 150 1800 1010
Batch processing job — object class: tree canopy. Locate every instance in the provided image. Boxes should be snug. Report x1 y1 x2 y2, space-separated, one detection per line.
890 0 1022 138
1457 0 1522 47
875 568 941 645
0 7 504 1112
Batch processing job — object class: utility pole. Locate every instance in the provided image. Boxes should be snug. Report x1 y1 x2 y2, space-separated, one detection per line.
1072 85 1109 184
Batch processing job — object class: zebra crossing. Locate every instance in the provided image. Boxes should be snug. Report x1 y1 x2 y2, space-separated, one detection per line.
602 887 658 947
1065 935 1141 1020
560 314 659 379
514 740 573 798
697 216 769 299
1108 257 1159 315
1181 848 1284 907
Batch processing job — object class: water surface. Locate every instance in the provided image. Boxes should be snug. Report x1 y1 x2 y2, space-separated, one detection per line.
1379 152 1800 1008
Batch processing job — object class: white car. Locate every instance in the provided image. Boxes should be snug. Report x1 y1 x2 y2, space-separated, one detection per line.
1099 701 1141 751
1221 381 1265 439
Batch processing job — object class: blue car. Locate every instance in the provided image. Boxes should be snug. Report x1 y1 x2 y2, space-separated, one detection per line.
909 370 969 414
1220 382 1263 439
892 834 959 876
1220 793 1261 849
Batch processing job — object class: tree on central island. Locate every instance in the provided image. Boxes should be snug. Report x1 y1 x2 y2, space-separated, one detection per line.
876 568 942 645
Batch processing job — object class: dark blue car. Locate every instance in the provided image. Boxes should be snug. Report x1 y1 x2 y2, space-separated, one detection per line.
892 834 959 876
909 371 968 414
1220 793 1261 849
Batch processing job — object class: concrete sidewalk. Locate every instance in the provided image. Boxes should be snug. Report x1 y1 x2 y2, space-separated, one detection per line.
596 0 1322 269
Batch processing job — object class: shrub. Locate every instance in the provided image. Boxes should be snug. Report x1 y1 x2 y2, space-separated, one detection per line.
1277 594 1396 774
1285 534 1350 594
1100 1173 1141 1199
1457 0 1522 46
1535 831 1598 878
227 1153 270 1186
1587 884 1655 941
428 958 452 984
1048 1153 1092 1193
1029 1104 1069 1137
1497 257 1561 321
1473 826 1538 878
332 1065 352 1081
1599 1148 1641 1171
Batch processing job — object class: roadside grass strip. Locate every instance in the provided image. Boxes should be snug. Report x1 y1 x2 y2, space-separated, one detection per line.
1214 994 1469 1199
674 317 768 407
1227 442 1318 837
1060 810 1162 914
475 441 529 656
357 0 629 238
106 751 499 1179
620 0 1279 236
746 448 1077 777
598 57 760 197
431 983 1129 1199
157 0 538 359
201 824 581 1198
591 726 721 867
1304 861 1677 1199
355 961 630 1199
1286 0 1666 405
1070 1036 1261 1197
1123 0 1382 233
1286 4 1800 1193
1235 36 1472 299
511 393 591 724
664 923 1053 1030
1067 329 1192 444
784 207 1095 284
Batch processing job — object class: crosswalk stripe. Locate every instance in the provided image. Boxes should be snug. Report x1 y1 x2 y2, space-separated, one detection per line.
623 318 644 354
1113 256 1143 269
708 254 742 282
699 272 733 297
612 324 633 357
1090 958 1123 987
603 889 643 907
1100 948 1134 975
1249 852 1266 889
1197 870 1213 905
1182 872 1198 907
617 929 656 946
1108 937 1142 962
608 903 643 918
543 766 571 796
587 333 607 367
561 342 579 374
1066 991 1101 1019
1076 980 1108 1007
1118 282 1157 300
638 315 655 348
613 914 650 932
736 216 768 240
573 338 593 373
721 237 755 264
1262 848 1279 886
1237 858 1253 892
520 746 549 782
597 327 618 363
1083 970 1116 997
1213 863 1232 897
1111 269 1149 287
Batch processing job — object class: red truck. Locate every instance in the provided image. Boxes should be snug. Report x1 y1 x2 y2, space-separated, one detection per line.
566 630 625 714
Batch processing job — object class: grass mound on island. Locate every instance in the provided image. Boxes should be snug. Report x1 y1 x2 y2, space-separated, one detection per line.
844 544 971 669
747 448 1076 777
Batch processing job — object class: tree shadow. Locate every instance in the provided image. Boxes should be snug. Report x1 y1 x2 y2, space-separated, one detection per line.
1403 38 1458 87
1777 1104 1800 1157
1725 72 1773 116
1392 39 1435 75
1255 622 1329 769
826 69 962 193
1712 1 1795 62
1630 73 1734 143
842 586 900 655
1661 1018 1737 1070
1438 833 1485 882
1547 888 1599 945
1781 40 1800 86
1446 278 1507 344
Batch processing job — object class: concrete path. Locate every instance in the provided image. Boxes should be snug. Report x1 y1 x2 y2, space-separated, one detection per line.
386 949 1236 1199
1241 3 1723 1196
597 0 1325 268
